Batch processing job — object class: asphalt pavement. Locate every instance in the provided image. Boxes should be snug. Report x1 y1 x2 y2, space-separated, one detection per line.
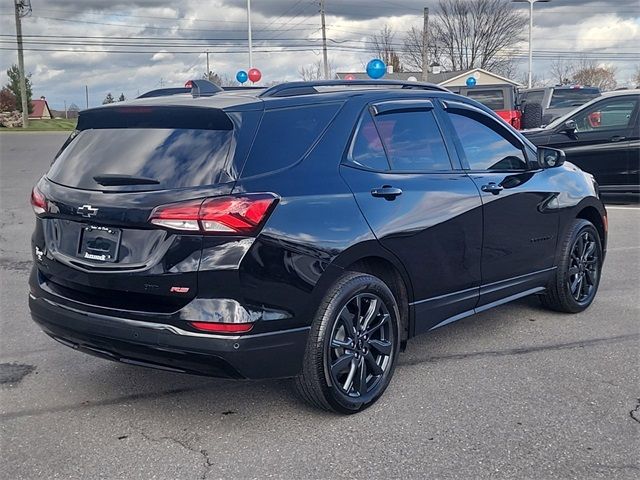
1 132 638 480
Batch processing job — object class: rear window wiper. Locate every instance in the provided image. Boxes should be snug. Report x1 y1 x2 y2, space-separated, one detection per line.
93 174 160 186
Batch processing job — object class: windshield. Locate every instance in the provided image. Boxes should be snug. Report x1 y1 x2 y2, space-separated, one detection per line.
549 88 600 109
48 128 233 191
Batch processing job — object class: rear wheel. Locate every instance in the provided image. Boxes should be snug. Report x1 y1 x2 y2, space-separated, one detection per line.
540 219 602 313
295 272 400 414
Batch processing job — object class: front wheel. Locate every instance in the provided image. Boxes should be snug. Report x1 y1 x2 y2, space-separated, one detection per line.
295 272 401 414
540 219 603 313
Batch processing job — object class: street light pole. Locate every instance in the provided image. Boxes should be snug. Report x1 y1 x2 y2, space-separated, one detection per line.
13 0 31 128
513 0 550 89
247 0 253 68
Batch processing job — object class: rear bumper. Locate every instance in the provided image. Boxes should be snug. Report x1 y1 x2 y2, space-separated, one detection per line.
29 292 309 380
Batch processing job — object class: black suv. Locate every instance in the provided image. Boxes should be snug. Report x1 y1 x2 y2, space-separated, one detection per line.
523 90 640 193
29 80 607 413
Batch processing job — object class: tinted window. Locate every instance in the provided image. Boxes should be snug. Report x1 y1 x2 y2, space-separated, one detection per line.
521 90 544 105
466 89 505 110
573 97 638 132
549 88 600 108
242 103 341 177
349 111 389 170
449 112 527 171
47 128 233 191
374 110 451 171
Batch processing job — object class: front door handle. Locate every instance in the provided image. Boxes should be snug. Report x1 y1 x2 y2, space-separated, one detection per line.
371 186 403 200
610 135 626 142
481 183 504 195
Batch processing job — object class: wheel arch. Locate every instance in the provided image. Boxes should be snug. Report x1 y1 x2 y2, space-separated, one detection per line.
576 204 607 254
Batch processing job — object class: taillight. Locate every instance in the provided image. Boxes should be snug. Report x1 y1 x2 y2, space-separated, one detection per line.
149 194 278 234
189 321 254 334
30 186 47 215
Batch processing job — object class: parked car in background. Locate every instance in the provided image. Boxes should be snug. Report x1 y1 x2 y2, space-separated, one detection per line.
29 80 607 413
449 84 522 129
523 90 639 193
520 85 601 128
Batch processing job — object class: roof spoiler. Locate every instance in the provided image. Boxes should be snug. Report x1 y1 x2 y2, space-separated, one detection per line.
186 79 224 98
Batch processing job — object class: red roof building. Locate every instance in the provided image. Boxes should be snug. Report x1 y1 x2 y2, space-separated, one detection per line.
29 96 53 120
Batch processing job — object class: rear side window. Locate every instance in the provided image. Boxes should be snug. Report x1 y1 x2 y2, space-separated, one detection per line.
241 103 341 177
466 89 506 110
549 88 600 108
375 110 451 172
349 111 390 171
449 112 527 171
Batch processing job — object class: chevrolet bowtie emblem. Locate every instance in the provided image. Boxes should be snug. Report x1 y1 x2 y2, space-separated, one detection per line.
77 204 98 218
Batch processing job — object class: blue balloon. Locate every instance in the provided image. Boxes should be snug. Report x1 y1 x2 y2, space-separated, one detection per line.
236 70 248 84
466 76 477 87
366 59 386 79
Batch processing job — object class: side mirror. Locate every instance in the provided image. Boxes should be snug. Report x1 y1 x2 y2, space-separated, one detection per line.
538 147 565 169
562 119 577 133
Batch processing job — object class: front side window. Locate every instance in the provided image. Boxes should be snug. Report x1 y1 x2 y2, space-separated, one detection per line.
449 112 527 171
572 97 638 132
374 110 451 172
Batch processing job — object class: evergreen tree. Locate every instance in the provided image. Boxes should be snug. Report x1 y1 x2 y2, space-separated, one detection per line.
118 93 126 102
102 92 115 104
5 64 33 114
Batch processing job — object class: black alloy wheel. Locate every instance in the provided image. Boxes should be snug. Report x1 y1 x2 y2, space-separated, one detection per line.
567 230 600 305
295 272 400 414
541 219 603 313
327 293 394 400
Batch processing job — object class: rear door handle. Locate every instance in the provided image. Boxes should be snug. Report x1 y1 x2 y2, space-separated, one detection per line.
371 186 403 200
481 183 504 195
610 135 626 142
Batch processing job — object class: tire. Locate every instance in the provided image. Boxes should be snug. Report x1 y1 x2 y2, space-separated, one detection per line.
295 271 401 414
522 102 543 129
540 219 603 313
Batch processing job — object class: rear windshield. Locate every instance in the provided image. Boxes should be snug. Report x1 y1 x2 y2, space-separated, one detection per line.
466 89 506 110
549 88 600 108
47 107 234 191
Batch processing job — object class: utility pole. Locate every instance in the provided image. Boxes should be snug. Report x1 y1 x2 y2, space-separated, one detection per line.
206 50 210 80
64 100 67 119
85 85 88 109
513 0 551 88
247 0 253 68
13 0 31 128
320 0 329 79
421 7 429 82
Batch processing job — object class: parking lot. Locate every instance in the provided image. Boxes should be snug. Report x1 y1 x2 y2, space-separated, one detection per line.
0 132 638 479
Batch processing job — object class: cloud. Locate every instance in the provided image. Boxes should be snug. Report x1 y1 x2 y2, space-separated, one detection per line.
151 50 174 61
0 0 637 110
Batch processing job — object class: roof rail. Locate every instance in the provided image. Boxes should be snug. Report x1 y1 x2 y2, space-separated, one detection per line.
259 80 448 98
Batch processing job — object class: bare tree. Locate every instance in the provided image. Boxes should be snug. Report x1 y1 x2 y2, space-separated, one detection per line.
298 59 336 80
572 60 617 91
431 0 526 73
370 25 403 72
549 60 575 85
402 26 444 72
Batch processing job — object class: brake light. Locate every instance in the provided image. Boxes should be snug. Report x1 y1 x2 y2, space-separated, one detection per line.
30 186 47 215
149 194 278 234
189 322 254 334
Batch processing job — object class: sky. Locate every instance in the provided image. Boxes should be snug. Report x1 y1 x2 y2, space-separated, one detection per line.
0 0 638 111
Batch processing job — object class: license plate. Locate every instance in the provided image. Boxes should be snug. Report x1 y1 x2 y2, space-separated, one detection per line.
78 225 121 263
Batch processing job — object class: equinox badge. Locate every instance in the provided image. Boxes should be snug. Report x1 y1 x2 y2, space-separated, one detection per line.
77 205 98 218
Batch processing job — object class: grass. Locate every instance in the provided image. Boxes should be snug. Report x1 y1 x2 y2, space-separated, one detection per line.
1 118 77 132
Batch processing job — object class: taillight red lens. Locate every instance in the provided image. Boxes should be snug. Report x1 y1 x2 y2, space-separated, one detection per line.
189 321 254 334
30 186 47 215
149 194 277 234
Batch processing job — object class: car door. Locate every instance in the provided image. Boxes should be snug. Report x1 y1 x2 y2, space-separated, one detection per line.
545 95 639 189
438 100 560 308
339 99 483 334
